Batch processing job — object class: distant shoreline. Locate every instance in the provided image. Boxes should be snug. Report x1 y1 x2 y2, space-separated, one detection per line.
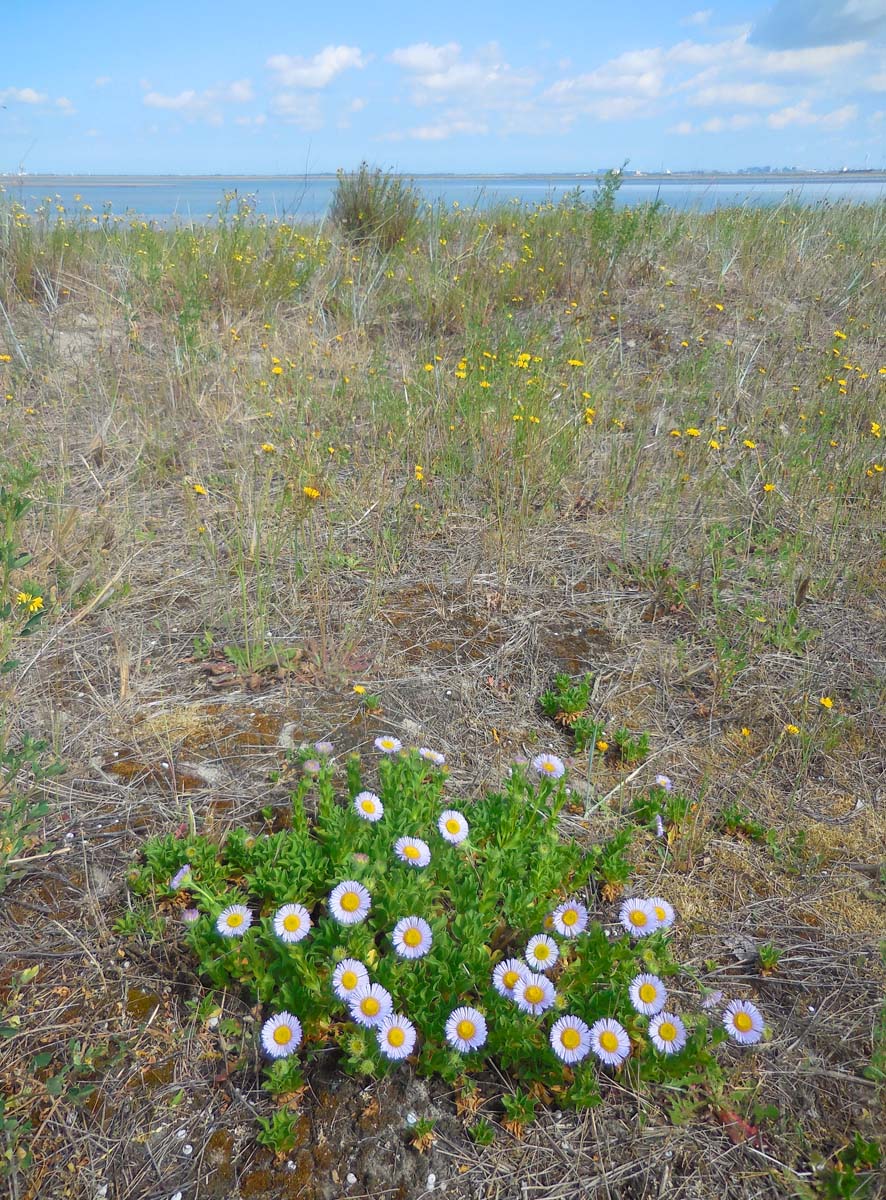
4 171 886 188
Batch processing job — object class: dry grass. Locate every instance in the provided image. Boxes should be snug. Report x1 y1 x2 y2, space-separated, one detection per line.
0 190 884 1200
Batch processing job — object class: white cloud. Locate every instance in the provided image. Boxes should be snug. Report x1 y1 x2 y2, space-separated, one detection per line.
55 97 76 115
234 113 267 126
755 42 866 73
701 113 758 131
545 48 666 101
144 89 200 110
669 119 695 134
266 45 366 88
867 69 886 88
385 114 488 141
214 79 253 103
682 8 712 25
750 0 886 51
94 76 112 88
0 86 49 104
269 92 323 129
692 82 784 105
389 42 460 73
349 96 367 112
767 99 859 128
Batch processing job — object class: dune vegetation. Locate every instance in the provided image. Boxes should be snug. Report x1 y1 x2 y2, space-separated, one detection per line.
0 170 884 1200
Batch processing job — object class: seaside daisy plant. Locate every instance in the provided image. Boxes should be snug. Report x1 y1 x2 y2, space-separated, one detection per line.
129 744 766 1115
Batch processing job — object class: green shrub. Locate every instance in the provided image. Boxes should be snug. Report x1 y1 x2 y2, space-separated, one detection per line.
329 163 420 250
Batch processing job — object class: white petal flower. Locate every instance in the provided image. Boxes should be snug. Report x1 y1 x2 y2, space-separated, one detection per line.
551 899 588 937
438 810 469 844
260 1012 303 1058
329 880 371 925
513 972 557 1016
723 999 765 1045
349 983 393 1028
649 896 675 929
629 973 668 1016
419 747 445 766
444 1006 487 1052
353 791 384 822
589 1018 631 1067
273 903 312 944
531 753 565 779
332 958 370 1002
649 1011 687 1055
492 958 527 998
525 934 559 973
550 1015 592 1064
216 904 252 937
618 897 659 938
394 836 431 868
654 774 673 791
377 1013 417 1060
391 916 433 959
374 735 402 754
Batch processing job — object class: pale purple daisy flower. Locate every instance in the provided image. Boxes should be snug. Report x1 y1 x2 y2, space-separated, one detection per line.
182 908 199 924
550 1015 592 1064
303 759 322 775
445 1006 487 1052
531 753 565 780
261 1012 302 1058
329 881 371 925
654 774 673 791
374 735 402 754
273 903 312 944
492 958 527 998
169 864 192 890
353 791 384 822
377 1013 417 1060
513 972 557 1016
700 990 724 1011
394 836 431 868
649 897 675 930
629 973 668 1016
438 810 469 844
618 897 660 938
419 747 445 766
649 1011 687 1054
551 899 588 937
314 740 334 756
525 934 559 973
391 916 433 959
216 905 252 937
349 983 393 1028
332 958 370 1002
723 999 765 1045
589 1018 631 1067
655 813 665 838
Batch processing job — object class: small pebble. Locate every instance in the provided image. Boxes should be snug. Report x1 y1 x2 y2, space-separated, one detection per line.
427 1173 437 1190
182 1144 193 1157
346 1173 357 1185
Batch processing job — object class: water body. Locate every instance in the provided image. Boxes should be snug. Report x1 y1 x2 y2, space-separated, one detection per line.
3 173 886 222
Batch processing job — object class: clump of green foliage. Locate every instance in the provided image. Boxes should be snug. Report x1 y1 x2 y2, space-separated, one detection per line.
130 747 741 1115
330 162 420 250
538 673 604 752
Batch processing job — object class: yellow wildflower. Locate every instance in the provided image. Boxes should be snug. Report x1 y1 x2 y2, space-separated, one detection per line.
784 724 800 735
261 443 276 453
302 486 320 500
686 428 700 438
566 358 584 367
353 685 366 695
192 483 207 496
743 439 756 449
871 422 881 438
763 483 775 492
596 740 609 753
819 696 833 709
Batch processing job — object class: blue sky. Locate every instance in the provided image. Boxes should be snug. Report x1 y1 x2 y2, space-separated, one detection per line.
3 0 885 174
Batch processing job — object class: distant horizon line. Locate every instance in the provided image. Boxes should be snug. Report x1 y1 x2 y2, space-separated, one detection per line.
4 168 886 184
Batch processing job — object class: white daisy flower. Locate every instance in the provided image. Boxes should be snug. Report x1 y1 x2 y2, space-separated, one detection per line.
260 1012 303 1058
391 916 433 959
273 903 312 944
492 958 527 998
394 836 431 868
349 983 393 1028
655 813 665 838
377 1013 417 1060
513 972 557 1016
353 791 384 822
374 735 402 754
723 999 765 1045
216 904 252 937
649 1011 687 1055
700 989 724 1011
438 810 469 844
629 973 668 1016
526 934 559 973
589 1018 631 1067
332 958 370 1002
654 774 673 791
419 747 445 766
649 897 675 930
445 1006 487 1053
531 753 565 780
550 1015 592 1064
551 900 589 938
329 880 371 925
618 897 659 938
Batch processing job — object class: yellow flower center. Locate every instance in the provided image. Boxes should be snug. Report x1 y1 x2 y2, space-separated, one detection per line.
562 909 578 926
445 818 461 834
503 970 519 990
600 1030 619 1053
534 944 550 960
734 1011 753 1032
457 1019 476 1041
639 983 657 1004
341 891 360 912
341 970 357 991
361 799 376 813
525 985 544 1005
658 1022 677 1042
630 909 648 927
381 738 395 750
361 997 380 1017
654 906 666 921
226 912 244 928
403 928 422 948
273 1025 293 1045
561 1028 581 1050
387 1027 405 1048
283 914 301 932
542 761 555 773
404 845 420 860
